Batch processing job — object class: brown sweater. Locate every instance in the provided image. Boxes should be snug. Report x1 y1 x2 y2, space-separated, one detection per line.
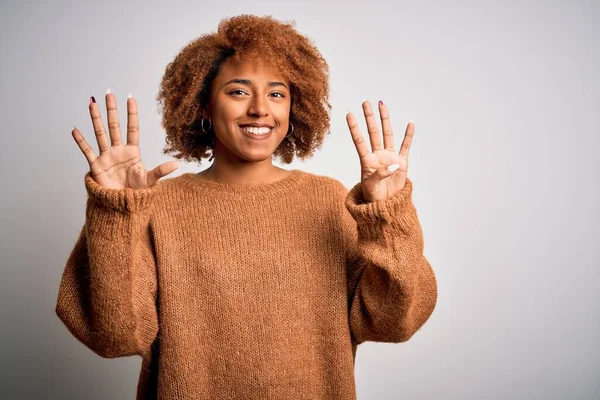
55 169 437 399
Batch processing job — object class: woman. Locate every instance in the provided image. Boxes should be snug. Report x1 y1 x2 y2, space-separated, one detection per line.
56 14 437 400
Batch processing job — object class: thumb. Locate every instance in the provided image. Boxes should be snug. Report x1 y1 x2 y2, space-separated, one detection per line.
147 161 179 187
363 163 399 195
372 163 399 181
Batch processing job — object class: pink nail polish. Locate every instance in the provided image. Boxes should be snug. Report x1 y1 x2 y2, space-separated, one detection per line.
378 100 383 106
90 96 96 104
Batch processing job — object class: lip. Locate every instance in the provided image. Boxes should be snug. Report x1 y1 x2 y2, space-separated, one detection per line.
239 125 273 141
239 123 274 128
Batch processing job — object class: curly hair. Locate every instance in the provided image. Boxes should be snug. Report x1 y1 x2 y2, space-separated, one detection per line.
155 14 331 165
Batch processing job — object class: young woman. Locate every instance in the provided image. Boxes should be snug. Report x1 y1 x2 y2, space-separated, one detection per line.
56 14 437 400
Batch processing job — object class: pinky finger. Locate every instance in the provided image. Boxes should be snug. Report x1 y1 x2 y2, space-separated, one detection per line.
72 127 97 165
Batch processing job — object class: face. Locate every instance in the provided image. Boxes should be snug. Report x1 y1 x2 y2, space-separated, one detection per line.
206 57 292 163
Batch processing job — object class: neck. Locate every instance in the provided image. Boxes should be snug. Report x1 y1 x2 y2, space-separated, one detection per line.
202 157 286 185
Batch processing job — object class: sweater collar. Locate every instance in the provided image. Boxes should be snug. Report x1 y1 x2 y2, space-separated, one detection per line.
176 169 308 198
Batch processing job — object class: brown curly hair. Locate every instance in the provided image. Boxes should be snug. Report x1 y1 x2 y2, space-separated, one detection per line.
155 14 331 165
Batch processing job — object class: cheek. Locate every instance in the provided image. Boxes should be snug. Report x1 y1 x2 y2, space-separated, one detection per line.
275 102 291 123
212 100 242 126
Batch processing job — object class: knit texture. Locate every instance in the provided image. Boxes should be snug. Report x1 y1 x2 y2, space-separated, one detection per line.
55 169 437 399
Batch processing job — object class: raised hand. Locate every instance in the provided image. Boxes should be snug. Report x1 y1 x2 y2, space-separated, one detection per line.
72 92 178 190
346 100 414 203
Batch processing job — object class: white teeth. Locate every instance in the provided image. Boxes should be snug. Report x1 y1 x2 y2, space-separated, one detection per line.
241 126 271 135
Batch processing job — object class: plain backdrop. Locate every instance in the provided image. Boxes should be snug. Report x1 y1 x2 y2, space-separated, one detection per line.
1 1 598 399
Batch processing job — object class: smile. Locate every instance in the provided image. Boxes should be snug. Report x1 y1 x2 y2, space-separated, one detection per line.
239 125 273 140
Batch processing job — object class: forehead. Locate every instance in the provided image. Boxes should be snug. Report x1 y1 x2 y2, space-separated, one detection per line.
215 56 288 85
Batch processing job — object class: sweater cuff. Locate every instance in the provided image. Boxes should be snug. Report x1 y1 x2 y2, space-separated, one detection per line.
345 177 414 227
84 172 157 213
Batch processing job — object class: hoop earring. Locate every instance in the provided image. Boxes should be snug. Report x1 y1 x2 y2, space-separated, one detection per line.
203 118 215 162
285 122 294 138
201 118 212 133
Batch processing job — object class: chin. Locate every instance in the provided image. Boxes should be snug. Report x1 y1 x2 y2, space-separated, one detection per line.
236 148 276 163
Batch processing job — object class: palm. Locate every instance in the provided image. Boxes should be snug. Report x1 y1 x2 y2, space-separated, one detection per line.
360 149 408 201
90 144 145 190
71 93 178 190
347 100 413 203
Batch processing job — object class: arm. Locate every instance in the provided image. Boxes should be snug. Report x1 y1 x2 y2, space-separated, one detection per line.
342 177 437 344
55 172 159 358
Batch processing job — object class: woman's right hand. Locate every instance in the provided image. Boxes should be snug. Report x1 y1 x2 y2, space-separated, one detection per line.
72 92 179 190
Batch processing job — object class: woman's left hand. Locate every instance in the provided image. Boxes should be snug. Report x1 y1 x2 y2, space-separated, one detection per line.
346 100 414 203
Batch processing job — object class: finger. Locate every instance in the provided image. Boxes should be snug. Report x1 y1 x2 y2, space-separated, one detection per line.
89 96 110 154
378 101 394 151
346 112 369 159
362 166 393 193
147 161 179 187
126 94 139 146
105 92 122 146
362 101 383 152
399 121 415 160
71 127 97 165
364 162 405 188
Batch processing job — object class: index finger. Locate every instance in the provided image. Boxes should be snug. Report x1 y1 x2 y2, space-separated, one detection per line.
126 94 140 146
346 112 369 159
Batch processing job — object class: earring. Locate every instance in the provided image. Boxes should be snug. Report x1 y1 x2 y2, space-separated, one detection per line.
201 118 212 133
203 118 214 162
285 122 294 138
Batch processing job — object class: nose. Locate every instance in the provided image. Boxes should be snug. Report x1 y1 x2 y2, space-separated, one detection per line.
247 95 269 117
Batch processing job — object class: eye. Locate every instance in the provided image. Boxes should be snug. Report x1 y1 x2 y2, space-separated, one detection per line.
228 89 248 96
270 92 285 98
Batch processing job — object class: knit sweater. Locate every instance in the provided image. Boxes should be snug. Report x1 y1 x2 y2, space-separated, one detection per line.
55 169 437 400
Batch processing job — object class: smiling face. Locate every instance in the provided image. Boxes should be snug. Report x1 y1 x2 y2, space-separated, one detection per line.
206 56 292 164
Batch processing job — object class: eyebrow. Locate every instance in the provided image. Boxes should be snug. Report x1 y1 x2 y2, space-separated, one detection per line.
221 79 288 90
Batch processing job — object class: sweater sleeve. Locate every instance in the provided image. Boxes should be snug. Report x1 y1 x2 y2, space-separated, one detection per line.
55 172 159 358
342 177 437 345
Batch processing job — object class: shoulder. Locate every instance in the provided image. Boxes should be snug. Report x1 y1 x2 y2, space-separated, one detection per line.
297 171 356 210
152 172 206 193
155 172 189 188
299 170 350 194
141 173 197 204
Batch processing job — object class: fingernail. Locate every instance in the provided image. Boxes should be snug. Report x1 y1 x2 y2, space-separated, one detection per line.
72 125 77 130
128 93 133 99
106 88 112 94
387 164 400 173
378 100 383 106
90 96 96 103
408 120 415 125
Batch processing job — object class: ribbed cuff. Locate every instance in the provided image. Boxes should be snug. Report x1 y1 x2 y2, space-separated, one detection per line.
345 177 414 226
84 172 157 213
